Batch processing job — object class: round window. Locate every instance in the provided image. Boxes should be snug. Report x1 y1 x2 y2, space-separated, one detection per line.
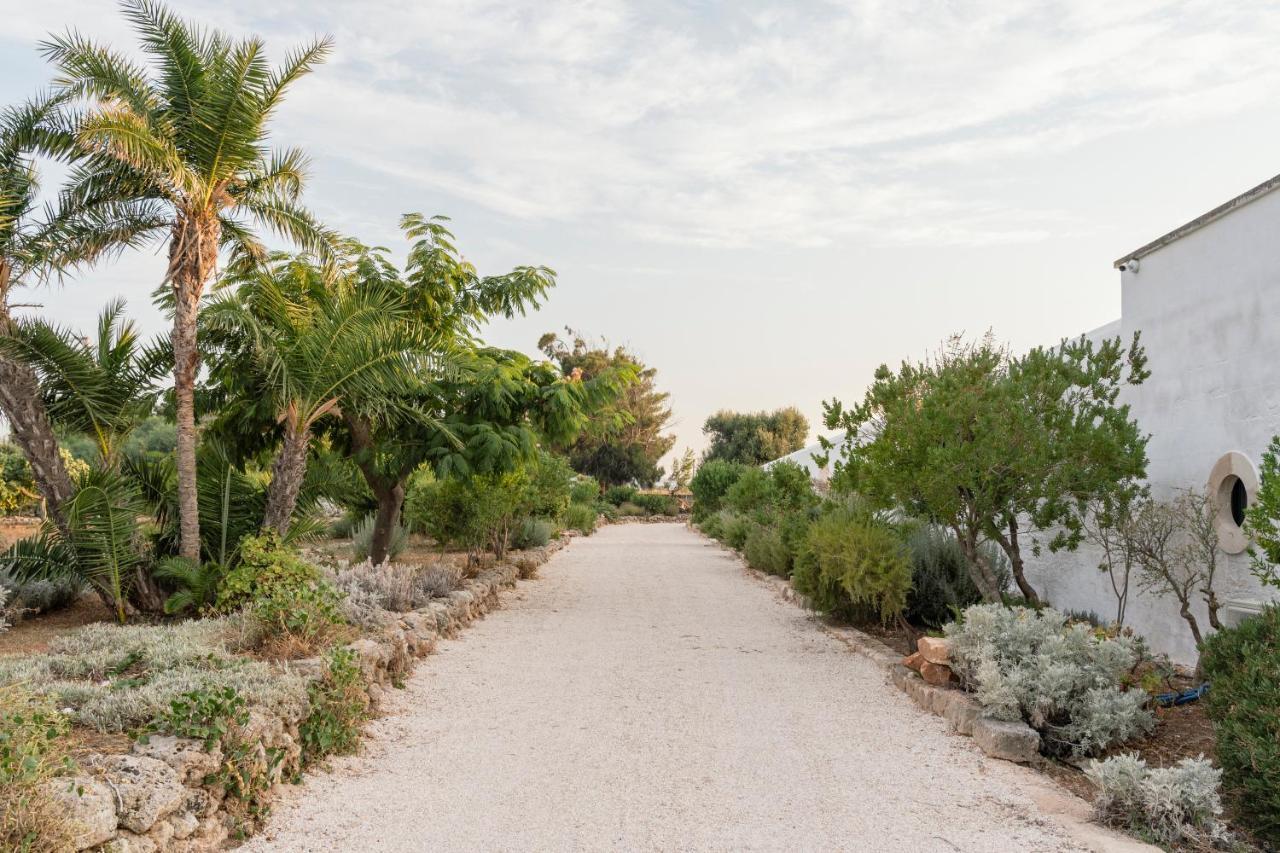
1207 452 1259 554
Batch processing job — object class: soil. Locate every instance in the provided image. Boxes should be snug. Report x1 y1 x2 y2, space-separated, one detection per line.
0 593 114 656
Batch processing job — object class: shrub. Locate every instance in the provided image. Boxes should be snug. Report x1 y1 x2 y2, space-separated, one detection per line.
565 502 597 535
616 501 647 517
689 459 747 521
511 517 553 549
0 585 8 634
1086 753 1227 847
698 512 725 540
327 560 459 622
299 647 368 765
902 524 998 628
744 525 790 576
720 512 754 550
791 509 912 624
351 512 409 563
408 473 527 560
723 467 774 516
0 570 81 620
569 476 600 505
1200 605 1280 842
216 533 324 613
945 604 1154 757
604 485 638 506
0 685 79 853
523 453 574 522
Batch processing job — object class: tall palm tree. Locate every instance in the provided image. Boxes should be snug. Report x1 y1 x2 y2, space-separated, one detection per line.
40 0 337 560
0 94 163 531
203 254 416 537
0 299 171 468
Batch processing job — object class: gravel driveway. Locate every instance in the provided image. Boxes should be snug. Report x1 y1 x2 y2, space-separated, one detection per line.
245 523 1136 853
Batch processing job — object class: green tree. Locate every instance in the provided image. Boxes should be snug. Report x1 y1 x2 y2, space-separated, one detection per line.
41 0 337 560
539 329 673 487
1 300 170 469
669 447 696 493
819 333 1148 604
1246 435 1280 590
701 407 809 466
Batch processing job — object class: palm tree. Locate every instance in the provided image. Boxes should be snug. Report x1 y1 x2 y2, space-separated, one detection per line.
1 299 171 468
0 94 163 531
203 254 416 537
40 0 336 560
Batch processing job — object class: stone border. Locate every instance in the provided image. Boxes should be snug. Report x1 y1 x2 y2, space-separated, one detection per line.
53 535 574 853
697 526 1160 853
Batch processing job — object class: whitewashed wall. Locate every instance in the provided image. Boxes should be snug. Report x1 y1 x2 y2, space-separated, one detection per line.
1025 189 1280 665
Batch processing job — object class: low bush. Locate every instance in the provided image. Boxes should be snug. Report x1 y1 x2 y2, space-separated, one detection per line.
616 501 647 517
722 467 774 516
744 524 790 576
0 619 309 732
216 533 323 612
689 459 747 521
511 517 554 549
569 476 600 505
326 560 459 626
1200 605 1280 843
0 570 81 621
565 502 597 535
945 604 1154 757
1086 753 1227 847
604 485 638 506
791 509 911 624
632 492 678 516
299 647 368 765
698 513 725 540
0 684 79 853
351 512 409 562
902 524 999 628
720 512 754 550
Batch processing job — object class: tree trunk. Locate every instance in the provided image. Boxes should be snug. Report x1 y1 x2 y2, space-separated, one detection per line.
368 482 406 565
953 523 1003 602
168 214 220 562
1203 588 1224 632
263 419 310 538
997 515 1041 606
0 292 74 534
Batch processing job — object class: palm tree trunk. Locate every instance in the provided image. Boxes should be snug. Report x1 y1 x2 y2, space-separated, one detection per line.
0 291 74 533
263 419 310 537
169 214 219 562
368 482 406 565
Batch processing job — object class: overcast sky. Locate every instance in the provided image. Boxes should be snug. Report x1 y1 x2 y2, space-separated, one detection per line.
4 1 1280 467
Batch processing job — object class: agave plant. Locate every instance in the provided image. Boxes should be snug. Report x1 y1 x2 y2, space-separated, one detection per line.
40 0 337 561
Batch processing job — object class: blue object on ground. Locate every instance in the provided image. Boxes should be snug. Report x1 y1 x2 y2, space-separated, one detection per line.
1153 682 1209 707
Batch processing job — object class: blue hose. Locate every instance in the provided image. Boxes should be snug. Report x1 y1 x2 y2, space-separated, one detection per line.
1154 682 1209 707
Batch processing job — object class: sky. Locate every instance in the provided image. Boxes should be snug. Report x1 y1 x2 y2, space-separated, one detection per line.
4 0 1280 469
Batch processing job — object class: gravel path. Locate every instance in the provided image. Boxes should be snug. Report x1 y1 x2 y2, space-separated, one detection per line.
245 523 1126 853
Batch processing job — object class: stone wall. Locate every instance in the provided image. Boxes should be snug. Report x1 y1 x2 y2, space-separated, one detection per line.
53 537 572 853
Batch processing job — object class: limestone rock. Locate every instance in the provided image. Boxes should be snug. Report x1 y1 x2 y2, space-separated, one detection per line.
902 651 924 672
101 831 159 853
972 716 1040 763
133 735 221 786
88 754 185 834
944 694 982 736
46 775 117 850
349 638 390 682
919 660 956 686
167 810 200 841
917 636 952 665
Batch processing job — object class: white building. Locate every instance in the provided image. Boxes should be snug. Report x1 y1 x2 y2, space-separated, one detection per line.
1025 173 1280 665
762 432 844 485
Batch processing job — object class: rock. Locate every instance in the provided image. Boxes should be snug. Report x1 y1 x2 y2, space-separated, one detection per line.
888 664 915 692
349 638 389 682
917 636 952 665
102 831 159 853
46 775 117 850
928 686 956 716
919 660 957 686
902 651 924 672
167 810 200 841
88 754 185 834
146 815 175 848
287 656 326 680
944 694 982 736
972 716 1041 763
132 736 221 786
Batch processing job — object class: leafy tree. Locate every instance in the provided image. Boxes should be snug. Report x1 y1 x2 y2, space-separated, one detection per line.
819 333 1148 604
41 0 337 560
1245 435 1280 590
689 459 748 521
202 253 415 537
539 329 673 487
1 300 170 469
669 447 696 493
701 407 808 466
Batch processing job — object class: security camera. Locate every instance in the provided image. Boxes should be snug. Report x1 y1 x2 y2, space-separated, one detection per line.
1120 258 1140 273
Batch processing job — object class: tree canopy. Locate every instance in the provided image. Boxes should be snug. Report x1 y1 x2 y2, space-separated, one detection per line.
701 407 809 466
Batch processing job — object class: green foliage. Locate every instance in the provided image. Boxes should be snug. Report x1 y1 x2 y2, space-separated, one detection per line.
0 570 81 618
819 332 1149 605
701 407 809 466
946 604 1154 757
1245 435 1280 589
569 476 600 505
720 512 755 550
0 443 40 514
902 524 1001 629
523 453 575 522
539 329 671 487
723 468 774 516
744 525 790 576
698 512 725 540
1086 754 1226 847
1200 605 1280 843
604 485 638 506
409 472 528 559
632 492 678 516
147 685 247 751
299 647 368 764
512 517 554 549
216 533 323 613
564 502 598 535
154 557 224 615
792 507 912 624
689 459 748 521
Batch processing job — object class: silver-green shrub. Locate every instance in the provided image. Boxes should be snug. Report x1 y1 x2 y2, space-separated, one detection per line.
946 604 1154 756
351 513 409 562
1086 753 1228 847
0 585 9 633
327 560 459 619
0 570 81 620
